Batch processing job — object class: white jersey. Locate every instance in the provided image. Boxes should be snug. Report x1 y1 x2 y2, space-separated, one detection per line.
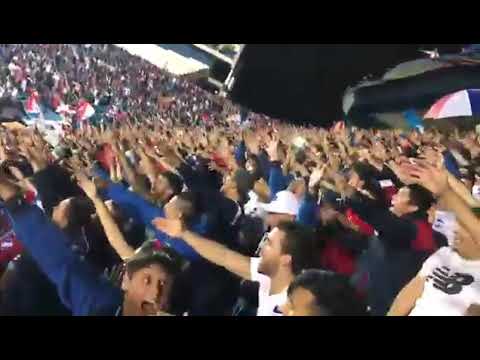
250 257 287 316
410 247 480 316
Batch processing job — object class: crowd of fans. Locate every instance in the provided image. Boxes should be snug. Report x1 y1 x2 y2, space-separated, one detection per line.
0 44 478 316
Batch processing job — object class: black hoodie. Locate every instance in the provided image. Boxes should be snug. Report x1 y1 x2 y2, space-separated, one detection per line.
346 196 447 315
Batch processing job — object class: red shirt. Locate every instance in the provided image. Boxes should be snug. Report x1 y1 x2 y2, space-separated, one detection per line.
320 238 356 277
346 208 375 237
0 208 22 266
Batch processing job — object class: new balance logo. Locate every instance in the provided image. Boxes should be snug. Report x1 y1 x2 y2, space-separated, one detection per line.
427 266 474 295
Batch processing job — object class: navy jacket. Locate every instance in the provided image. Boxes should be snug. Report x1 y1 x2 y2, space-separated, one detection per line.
346 195 447 315
7 202 122 316
94 166 206 262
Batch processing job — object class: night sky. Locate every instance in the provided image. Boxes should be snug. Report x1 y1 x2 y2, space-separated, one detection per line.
229 44 464 127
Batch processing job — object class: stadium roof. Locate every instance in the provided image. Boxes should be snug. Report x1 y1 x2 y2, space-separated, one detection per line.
114 44 209 76
192 44 234 65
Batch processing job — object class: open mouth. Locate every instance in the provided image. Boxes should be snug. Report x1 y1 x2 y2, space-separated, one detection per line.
141 300 159 316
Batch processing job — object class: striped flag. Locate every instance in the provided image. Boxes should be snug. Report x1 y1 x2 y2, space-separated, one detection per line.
76 99 95 122
424 89 480 119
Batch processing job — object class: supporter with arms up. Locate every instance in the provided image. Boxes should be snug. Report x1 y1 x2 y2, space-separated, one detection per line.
92 157 202 261
76 172 135 261
0 175 182 316
388 224 480 316
333 165 447 315
90 159 240 315
388 160 480 316
153 217 315 316
404 160 480 244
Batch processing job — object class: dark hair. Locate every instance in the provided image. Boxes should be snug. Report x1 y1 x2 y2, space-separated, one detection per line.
294 150 307 165
288 269 367 316
277 221 316 275
66 196 96 230
237 215 265 255
407 184 435 214
246 154 264 181
175 191 198 223
351 162 385 202
125 240 186 278
160 171 184 196
233 169 255 204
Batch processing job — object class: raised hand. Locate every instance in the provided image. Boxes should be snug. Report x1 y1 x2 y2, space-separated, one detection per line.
308 163 328 189
18 142 48 173
401 159 449 196
152 217 185 238
8 166 25 182
76 171 98 199
386 159 417 185
266 137 280 162
243 129 260 154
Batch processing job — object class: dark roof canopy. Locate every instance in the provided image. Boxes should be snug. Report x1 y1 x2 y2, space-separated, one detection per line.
229 44 464 126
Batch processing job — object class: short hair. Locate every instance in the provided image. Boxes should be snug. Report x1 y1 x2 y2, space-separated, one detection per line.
175 191 198 223
276 221 316 275
233 169 255 203
67 196 96 230
125 240 187 278
160 171 184 196
288 269 367 316
407 184 435 214
351 162 384 202
246 154 264 181
294 150 307 165
237 215 265 254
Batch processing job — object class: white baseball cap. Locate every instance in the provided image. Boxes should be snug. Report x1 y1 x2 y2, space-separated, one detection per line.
261 191 300 216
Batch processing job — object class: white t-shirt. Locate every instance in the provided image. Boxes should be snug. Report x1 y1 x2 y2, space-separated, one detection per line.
410 247 480 316
244 191 267 220
250 257 287 316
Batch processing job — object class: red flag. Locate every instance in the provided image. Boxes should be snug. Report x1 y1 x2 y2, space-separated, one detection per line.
25 90 41 114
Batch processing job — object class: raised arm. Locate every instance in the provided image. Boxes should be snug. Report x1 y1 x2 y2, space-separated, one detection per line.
112 141 153 201
405 161 480 243
153 217 251 280
93 165 165 228
387 275 425 316
0 178 122 316
446 172 480 208
76 173 135 261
